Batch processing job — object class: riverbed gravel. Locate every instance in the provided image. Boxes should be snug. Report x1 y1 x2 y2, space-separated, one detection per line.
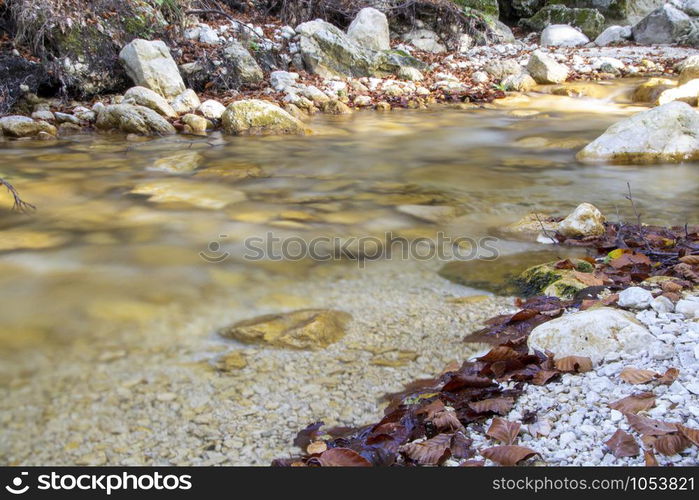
0 259 513 466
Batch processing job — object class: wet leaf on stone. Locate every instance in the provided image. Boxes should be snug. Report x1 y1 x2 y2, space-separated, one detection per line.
481 445 540 466
554 356 593 373
605 429 640 458
486 417 521 445
609 392 656 414
318 448 372 467
400 433 452 465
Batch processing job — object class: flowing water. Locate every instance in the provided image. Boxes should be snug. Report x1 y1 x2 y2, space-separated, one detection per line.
1 79 698 356
4 79 699 464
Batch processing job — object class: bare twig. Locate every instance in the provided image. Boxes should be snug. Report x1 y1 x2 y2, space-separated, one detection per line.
0 177 35 212
534 212 559 245
624 182 651 252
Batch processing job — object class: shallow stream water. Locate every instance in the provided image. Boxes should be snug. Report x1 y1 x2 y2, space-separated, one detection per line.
1 79 699 464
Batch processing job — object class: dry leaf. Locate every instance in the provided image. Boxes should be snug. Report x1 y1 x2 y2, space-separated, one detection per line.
678 425 699 447
609 392 656 414
619 367 658 384
400 434 452 465
644 450 659 466
318 448 372 467
450 431 474 459
481 445 540 466
679 255 699 265
532 369 560 385
486 417 521 445
477 346 521 363
661 281 683 293
605 429 640 458
306 441 327 455
572 270 604 287
468 397 514 415
432 410 465 432
417 399 445 419
654 434 691 456
657 367 680 385
625 413 678 436
555 356 593 373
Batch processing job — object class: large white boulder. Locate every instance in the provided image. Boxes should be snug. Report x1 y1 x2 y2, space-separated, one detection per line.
119 39 185 99
541 24 590 47
347 7 390 51
527 50 569 84
528 308 657 365
577 101 699 163
632 4 691 45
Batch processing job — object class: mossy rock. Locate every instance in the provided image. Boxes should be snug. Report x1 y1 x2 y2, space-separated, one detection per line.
522 5 606 38
438 250 589 296
454 0 500 18
514 259 595 298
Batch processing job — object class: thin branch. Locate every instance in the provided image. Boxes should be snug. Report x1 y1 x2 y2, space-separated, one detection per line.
0 177 35 212
534 212 559 245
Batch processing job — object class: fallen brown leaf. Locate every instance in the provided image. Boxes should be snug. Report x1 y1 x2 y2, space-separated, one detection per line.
644 450 659 466
318 448 372 467
555 356 593 373
678 425 699 447
469 397 514 415
605 429 640 458
532 369 560 385
450 431 474 459
625 413 678 436
486 417 521 445
572 270 604 287
654 434 691 456
609 392 656 414
432 410 465 432
657 367 680 385
619 367 658 384
400 434 452 465
481 445 540 466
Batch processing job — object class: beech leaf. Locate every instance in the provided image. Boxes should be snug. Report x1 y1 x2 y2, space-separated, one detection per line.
486 417 521 445
657 367 680 385
554 356 593 373
608 392 656 414
468 397 514 415
400 433 452 465
654 434 691 456
605 429 640 458
643 450 659 466
318 448 372 467
625 413 678 436
619 367 659 384
678 425 699 447
481 445 540 466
